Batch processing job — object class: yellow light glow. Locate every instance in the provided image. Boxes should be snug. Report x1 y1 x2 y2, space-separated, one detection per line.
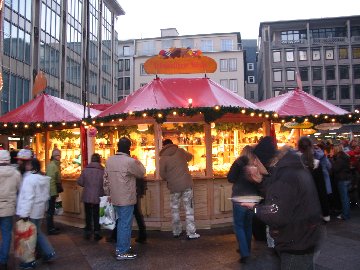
250 112 255 117
49 124 53 128
173 111 177 115
3 124 7 127
142 113 147 117
265 114 269 118
24 125 28 128
62 122 66 126
241 109 246 114
36 123 41 127
214 105 220 110
158 113 163 118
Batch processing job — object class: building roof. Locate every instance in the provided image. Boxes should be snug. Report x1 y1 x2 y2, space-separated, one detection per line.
104 0 125 16
256 88 348 116
98 77 258 117
0 94 101 123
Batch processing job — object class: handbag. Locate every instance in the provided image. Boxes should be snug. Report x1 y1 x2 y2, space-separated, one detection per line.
99 196 117 230
56 182 64 193
14 219 37 263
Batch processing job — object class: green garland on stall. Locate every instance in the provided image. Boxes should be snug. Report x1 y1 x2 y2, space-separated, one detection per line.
50 130 80 141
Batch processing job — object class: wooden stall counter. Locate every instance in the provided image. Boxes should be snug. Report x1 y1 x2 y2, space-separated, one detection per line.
56 177 234 230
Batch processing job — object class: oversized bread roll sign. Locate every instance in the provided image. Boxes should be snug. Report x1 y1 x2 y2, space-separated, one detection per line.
144 48 217 74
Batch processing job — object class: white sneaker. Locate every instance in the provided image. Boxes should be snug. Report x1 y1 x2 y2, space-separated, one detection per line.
187 233 200 240
323 216 330 222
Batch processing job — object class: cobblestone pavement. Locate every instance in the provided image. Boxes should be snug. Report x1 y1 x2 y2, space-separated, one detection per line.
4 208 360 270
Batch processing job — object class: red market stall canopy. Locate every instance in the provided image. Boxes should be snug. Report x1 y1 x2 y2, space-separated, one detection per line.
256 88 349 116
0 93 101 124
98 77 258 118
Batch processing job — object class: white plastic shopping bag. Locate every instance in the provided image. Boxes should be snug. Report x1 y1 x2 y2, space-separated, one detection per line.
14 219 37 263
99 196 116 230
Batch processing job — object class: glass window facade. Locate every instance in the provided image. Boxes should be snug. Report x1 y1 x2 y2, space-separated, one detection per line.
67 0 83 55
221 39 233 51
102 4 112 49
66 57 81 86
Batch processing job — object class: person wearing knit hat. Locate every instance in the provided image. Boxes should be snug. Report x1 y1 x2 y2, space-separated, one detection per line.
0 150 22 269
253 136 277 167
16 149 33 175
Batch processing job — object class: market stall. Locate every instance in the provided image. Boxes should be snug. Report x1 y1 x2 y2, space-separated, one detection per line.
256 88 351 147
0 93 101 223
94 75 273 230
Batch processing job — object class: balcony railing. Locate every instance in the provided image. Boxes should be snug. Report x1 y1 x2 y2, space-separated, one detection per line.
311 37 347 44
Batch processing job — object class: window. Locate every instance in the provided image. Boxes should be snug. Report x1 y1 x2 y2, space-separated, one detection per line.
201 40 213 52
250 91 255 99
355 85 360 99
220 79 228 89
140 64 147 75
221 39 233 51
310 27 346 38
118 59 123 72
286 51 294 62
286 69 295 81
118 78 123 90
340 85 350 99
312 67 322 81
123 46 130 56
325 49 334 60
273 70 282 82
181 39 194 49
339 47 348 59
352 47 360 59
354 65 360 79
312 49 321 61
142 41 155 55
220 59 228 72
247 63 254 71
248 76 255 83
299 50 307 61
313 86 323 99
273 51 281 62
326 66 336 80
125 59 130 71
326 85 337 100
300 68 308 81
302 86 310 93
339 66 349 80
229 58 237 71
124 77 130 90
229 79 238 92
281 30 307 44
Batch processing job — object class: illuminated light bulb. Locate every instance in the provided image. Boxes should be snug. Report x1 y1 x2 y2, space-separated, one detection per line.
24 124 28 128
49 124 53 128
14 124 18 128
92 121 96 124
241 109 246 114
292 118 296 122
73 123 77 127
274 113 279 118
305 118 308 122
324 115 328 119
62 122 66 126
3 124 7 127
258 113 262 117
188 98 193 108
214 105 220 110
143 113 147 117
111 119 114 122
158 113 163 118
173 111 177 115
119 119 123 122
129 111 133 115
331 118 335 122
36 123 41 127
348 114 352 118
314 115 318 118
265 114 269 118
250 112 255 117
281 119 285 123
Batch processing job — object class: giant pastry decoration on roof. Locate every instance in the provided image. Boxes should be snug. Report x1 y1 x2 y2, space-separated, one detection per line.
144 47 217 74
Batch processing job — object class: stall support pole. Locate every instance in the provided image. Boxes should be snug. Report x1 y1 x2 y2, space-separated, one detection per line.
45 131 50 164
263 120 271 136
86 128 95 167
154 122 162 179
204 123 213 177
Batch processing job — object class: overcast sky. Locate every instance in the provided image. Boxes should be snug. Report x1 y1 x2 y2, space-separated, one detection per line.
114 0 358 40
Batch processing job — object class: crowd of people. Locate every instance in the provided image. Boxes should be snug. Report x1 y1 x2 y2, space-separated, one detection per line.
0 135 358 270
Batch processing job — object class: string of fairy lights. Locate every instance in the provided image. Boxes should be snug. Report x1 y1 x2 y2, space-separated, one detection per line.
1 105 360 136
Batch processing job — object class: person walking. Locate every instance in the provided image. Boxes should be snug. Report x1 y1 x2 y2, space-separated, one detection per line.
332 144 352 220
0 150 22 270
227 145 268 263
241 137 323 270
46 149 62 235
298 136 331 222
159 139 200 240
77 153 105 241
103 137 146 260
16 158 56 269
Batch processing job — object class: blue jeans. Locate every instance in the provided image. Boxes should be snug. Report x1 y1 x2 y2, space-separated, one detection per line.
337 181 351 220
233 203 253 258
0 216 13 264
114 205 134 254
30 218 55 257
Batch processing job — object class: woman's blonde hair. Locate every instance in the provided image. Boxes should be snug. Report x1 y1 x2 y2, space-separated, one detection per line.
332 144 344 156
240 145 256 163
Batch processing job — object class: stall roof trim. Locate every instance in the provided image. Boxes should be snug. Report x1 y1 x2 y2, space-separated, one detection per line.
0 93 101 123
256 88 348 116
98 77 259 117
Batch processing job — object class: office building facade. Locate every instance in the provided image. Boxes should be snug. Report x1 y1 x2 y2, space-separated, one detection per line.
257 15 360 111
118 29 245 100
0 0 123 116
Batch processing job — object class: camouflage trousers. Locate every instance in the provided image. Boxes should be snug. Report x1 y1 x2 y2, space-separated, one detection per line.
170 187 197 236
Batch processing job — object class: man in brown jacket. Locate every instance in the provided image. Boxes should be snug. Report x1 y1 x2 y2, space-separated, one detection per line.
159 139 200 239
104 137 146 261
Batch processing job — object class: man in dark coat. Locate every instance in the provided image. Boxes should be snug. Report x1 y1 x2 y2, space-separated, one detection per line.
242 143 323 269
